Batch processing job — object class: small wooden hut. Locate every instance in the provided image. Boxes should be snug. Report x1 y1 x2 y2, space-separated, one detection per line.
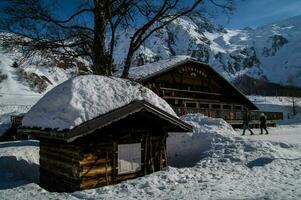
20 100 192 192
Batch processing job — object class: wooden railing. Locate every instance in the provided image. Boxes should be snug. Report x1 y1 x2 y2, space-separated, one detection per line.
172 107 283 122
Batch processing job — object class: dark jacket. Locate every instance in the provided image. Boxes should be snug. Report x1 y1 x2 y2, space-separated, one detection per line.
260 115 267 127
243 112 250 125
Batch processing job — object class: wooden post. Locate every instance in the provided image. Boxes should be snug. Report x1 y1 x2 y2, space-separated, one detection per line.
144 135 148 175
150 135 155 173
105 151 108 185
113 141 117 183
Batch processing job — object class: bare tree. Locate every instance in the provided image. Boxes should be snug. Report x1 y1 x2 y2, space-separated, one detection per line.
287 74 301 116
287 96 301 116
0 0 234 77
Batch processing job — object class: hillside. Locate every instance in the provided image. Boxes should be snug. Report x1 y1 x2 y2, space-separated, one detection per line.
234 75 301 97
0 46 88 136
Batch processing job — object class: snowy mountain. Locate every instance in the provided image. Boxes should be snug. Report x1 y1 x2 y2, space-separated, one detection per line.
114 14 301 87
1 14 301 102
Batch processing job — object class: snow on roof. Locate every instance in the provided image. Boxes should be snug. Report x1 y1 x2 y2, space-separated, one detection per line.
115 55 192 80
22 75 176 130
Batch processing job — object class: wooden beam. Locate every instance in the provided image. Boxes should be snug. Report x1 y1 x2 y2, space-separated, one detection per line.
80 166 112 178
159 87 222 96
80 158 112 168
163 96 220 102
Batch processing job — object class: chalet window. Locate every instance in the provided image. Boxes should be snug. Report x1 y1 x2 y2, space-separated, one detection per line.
223 105 231 110
199 103 209 109
211 104 221 109
185 102 197 108
234 105 242 110
166 99 175 106
118 143 141 175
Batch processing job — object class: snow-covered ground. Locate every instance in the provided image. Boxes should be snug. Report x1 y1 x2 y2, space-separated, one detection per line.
241 124 301 144
1 92 301 199
0 113 300 200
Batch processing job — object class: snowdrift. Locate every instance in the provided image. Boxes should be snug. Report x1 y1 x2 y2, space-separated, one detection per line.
0 140 39 190
167 114 236 167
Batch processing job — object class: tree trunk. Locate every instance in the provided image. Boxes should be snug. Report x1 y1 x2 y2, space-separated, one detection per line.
292 96 296 115
121 47 134 79
92 0 111 76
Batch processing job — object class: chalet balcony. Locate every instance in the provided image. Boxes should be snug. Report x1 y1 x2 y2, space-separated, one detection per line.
159 87 222 102
172 106 283 128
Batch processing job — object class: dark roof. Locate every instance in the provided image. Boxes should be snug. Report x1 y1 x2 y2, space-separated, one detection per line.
20 100 193 142
135 58 258 110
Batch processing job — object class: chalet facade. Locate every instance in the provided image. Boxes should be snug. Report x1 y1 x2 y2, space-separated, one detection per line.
20 100 192 192
122 56 258 122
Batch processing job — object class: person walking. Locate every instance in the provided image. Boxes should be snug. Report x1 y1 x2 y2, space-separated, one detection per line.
242 110 254 135
259 113 269 135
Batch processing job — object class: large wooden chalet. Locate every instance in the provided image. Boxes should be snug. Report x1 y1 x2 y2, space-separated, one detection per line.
124 56 283 126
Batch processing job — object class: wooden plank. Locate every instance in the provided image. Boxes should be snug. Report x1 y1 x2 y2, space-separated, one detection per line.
159 87 222 96
40 156 79 177
80 160 110 170
40 166 80 181
80 176 112 190
80 166 112 178
40 139 80 150
80 158 111 166
40 145 80 158
105 151 109 185
80 152 112 162
163 96 220 102
115 172 142 181
40 149 79 164
40 141 80 152
40 168 80 192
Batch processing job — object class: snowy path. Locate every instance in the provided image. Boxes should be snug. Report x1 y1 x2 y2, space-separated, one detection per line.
236 124 301 144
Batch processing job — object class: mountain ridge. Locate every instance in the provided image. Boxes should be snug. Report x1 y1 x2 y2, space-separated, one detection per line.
0 14 301 103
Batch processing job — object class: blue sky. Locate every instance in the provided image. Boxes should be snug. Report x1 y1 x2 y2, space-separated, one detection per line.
214 0 301 28
56 0 301 29
2 0 301 30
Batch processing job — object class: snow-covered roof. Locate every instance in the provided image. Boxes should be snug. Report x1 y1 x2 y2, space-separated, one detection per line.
22 75 176 130
115 55 192 80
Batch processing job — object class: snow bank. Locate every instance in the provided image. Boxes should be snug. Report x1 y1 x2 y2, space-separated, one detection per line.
167 114 236 167
22 75 176 130
115 55 191 80
0 140 39 190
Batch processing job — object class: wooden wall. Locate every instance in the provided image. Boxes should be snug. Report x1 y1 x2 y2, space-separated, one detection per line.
39 139 81 192
39 112 169 192
75 130 167 190
142 62 255 108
